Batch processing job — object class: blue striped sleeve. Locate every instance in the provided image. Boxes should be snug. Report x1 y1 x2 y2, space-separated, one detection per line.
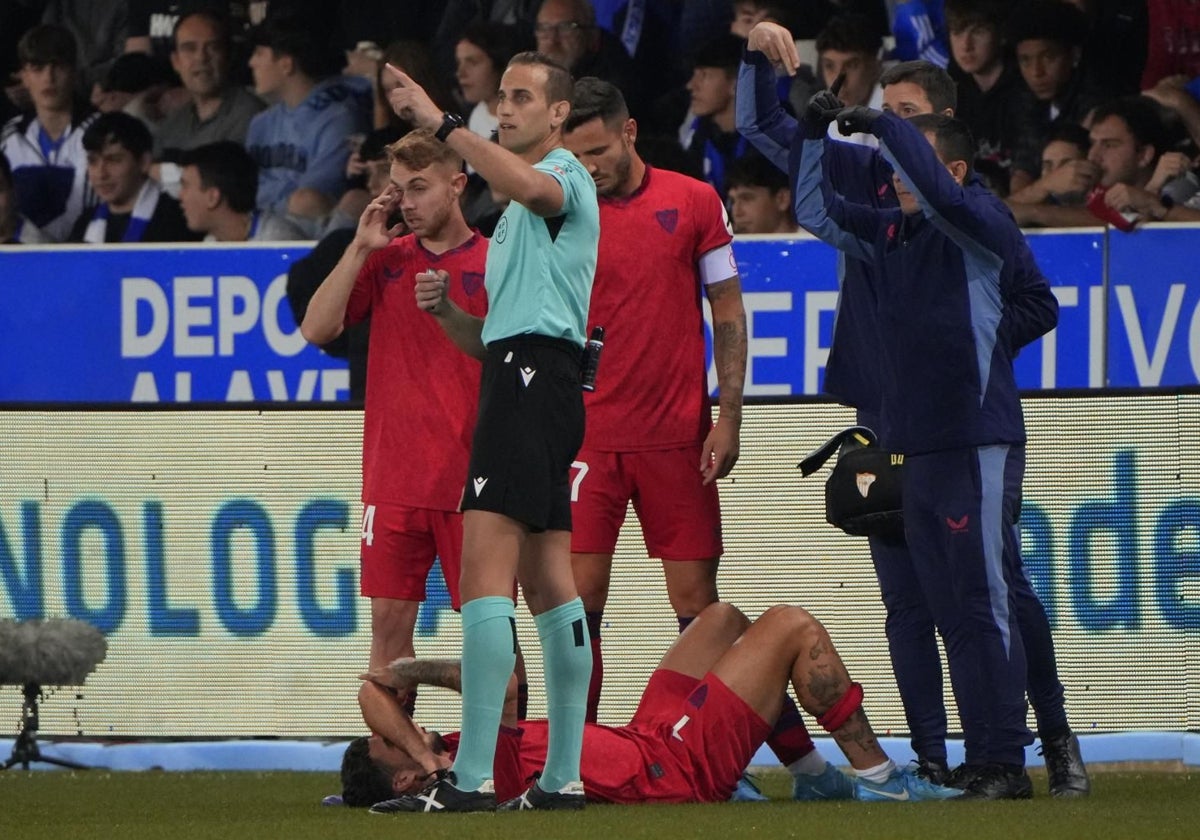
793 132 879 263
735 49 795 173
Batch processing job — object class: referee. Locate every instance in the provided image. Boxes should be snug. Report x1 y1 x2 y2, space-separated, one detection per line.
382 52 598 813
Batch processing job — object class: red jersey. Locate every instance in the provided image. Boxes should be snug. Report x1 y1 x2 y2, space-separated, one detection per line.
584 166 734 451
443 721 703 804
441 671 763 804
345 233 489 509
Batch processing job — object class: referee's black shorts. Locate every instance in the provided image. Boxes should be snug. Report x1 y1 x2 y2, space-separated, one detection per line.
461 335 584 532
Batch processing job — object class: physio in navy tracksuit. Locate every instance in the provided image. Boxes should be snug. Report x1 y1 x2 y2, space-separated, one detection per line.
794 99 1050 796
736 47 949 774
736 28 1088 801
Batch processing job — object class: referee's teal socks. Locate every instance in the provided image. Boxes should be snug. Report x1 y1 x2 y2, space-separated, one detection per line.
451 596 517 792
535 597 592 793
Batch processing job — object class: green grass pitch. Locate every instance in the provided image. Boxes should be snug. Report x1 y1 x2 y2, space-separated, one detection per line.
2 768 1197 840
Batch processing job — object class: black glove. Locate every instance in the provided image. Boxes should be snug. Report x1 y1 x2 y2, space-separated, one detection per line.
805 89 844 129
836 106 884 137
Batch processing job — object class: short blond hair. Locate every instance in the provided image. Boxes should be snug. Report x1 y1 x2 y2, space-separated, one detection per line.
388 128 465 174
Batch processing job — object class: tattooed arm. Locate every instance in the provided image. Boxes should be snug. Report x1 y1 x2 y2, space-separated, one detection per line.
362 657 520 725
702 275 747 485
364 658 464 693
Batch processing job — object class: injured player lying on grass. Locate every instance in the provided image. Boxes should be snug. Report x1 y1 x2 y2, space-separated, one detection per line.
338 601 963 811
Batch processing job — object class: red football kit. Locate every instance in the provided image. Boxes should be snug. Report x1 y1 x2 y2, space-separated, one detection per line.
582 165 733 451
442 669 770 804
572 166 734 559
345 232 489 604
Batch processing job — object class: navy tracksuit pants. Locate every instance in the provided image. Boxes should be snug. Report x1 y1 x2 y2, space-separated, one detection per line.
902 444 1036 765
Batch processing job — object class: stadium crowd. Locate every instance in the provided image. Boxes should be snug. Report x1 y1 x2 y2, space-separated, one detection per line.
3 0 1197 247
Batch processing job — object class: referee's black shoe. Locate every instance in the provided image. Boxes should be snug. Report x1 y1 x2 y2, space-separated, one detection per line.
957 764 1034 800
369 770 496 813
497 775 586 811
1041 732 1091 798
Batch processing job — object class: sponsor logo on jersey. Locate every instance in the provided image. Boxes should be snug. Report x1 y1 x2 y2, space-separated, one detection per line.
462 271 484 296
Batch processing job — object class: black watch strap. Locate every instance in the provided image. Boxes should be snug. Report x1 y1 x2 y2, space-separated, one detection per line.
435 112 465 142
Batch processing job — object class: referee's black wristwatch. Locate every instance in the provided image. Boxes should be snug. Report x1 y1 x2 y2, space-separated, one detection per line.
435 111 466 142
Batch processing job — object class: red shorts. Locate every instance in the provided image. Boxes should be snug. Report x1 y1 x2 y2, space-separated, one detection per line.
570 446 723 560
358 502 463 609
629 669 771 802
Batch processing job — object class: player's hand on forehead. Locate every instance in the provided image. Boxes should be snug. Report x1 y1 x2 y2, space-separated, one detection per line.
369 183 396 211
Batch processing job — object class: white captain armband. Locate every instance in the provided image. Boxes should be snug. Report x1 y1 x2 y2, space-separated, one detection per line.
698 243 738 286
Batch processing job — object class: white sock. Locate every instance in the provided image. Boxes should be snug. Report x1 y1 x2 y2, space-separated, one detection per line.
788 750 831 777
854 759 897 784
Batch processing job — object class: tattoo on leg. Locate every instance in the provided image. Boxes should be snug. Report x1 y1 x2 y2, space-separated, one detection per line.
831 710 879 756
804 665 846 711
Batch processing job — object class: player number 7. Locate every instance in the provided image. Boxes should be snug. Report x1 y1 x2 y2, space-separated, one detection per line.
569 460 589 502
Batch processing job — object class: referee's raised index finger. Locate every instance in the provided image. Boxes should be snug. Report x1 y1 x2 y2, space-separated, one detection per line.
384 63 410 85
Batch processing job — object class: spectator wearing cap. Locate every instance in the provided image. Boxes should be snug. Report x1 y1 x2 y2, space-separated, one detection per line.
67 111 197 243
1007 0 1113 194
1 24 98 243
682 33 749 200
944 0 1026 194
177 140 306 241
154 10 266 196
244 11 371 235
1088 96 1200 224
816 15 885 147
724 149 797 234
1006 122 1100 226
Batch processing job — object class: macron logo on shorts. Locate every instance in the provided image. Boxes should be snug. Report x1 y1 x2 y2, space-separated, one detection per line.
520 367 536 387
473 476 488 496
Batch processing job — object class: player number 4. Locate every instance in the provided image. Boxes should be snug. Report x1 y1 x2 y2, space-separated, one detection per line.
361 504 376 546
569 460 589 502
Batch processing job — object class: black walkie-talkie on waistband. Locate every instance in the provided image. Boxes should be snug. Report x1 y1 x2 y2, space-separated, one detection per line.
581 326 605 392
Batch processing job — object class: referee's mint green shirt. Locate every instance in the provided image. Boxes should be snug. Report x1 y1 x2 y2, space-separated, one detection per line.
480 146 599 348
